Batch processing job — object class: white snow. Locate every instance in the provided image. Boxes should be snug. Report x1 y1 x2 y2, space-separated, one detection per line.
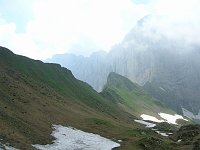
0 143 18 150
158 113 188 124
140 113 188 125
137 112 188 137
33 125 120 150
118 140 122 143
155 131 168 137
141 114 164 123
177 139 182 142
135 120 156 128
134 120 171 137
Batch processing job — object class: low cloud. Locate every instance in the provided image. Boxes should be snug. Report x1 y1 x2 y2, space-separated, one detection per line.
0 0 200 59
0 0 147 59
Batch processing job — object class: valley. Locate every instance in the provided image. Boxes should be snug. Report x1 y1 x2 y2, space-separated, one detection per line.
1 0 200 149
0 46 199 150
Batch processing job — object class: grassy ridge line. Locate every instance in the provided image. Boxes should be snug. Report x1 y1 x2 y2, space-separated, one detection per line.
0 47 118 114
0 47 134 149
101 72 175 118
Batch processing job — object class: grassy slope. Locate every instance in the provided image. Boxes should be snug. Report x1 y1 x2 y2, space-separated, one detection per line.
101 72 175 118
0 47 151 150
0 47 137 149
0 47 189 150
100 72 199 149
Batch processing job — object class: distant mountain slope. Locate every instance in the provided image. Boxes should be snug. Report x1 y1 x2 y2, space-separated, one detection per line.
47 16 200 117
100 72 175 118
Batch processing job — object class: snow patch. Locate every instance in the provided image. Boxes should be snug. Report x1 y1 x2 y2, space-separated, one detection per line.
134 120 171 137
177 139 182 142
141 114 164 123
155 131 168 137
0 142 18 150
140 113 188 125
158 113 188 124
135 120 156 128
137 112 188 137
118 140 122 143
33 125 120 150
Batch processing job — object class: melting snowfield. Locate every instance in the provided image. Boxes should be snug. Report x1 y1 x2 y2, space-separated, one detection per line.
135 112 188 137
158 113 188 124
134 119 171 137
134 119 170 137
141 114 164 123
33 125 120 150
141 113 188 125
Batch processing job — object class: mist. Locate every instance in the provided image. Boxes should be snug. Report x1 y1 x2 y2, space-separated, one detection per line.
0 0 199 59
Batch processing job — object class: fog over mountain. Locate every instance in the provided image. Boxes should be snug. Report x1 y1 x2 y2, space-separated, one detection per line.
47 15 200 117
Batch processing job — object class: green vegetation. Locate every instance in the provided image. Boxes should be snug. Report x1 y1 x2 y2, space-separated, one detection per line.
101 72 175 118
138 137 173 150
170 124 200 150
153 122 177 133
0 47 131 149
0 47 140 149
0 47 199 150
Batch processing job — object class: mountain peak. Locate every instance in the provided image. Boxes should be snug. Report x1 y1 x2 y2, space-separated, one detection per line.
0 46 14 56
107 72 139 91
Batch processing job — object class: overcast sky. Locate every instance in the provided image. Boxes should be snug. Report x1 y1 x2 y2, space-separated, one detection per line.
0 0 200 60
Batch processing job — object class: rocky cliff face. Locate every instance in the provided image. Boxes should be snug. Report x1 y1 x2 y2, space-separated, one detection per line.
47 16 200 116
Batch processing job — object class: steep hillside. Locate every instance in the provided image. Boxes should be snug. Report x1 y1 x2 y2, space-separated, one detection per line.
0 47 138 149
100 72 175 118
100 72 200 149
0 46 198 150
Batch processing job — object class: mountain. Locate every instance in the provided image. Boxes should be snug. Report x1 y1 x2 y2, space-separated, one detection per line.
1 46 199 150
47 16 200 119
0 46 179 150
46 51 110 91
100 72 175 118
0 46 137 149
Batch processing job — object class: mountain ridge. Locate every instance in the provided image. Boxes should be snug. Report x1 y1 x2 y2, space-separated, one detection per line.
47 16 200 117
0 46 198 150
0 46 138 149
101 72 175 118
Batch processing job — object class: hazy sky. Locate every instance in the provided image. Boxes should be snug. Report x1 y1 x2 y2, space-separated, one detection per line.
0 0 200 60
